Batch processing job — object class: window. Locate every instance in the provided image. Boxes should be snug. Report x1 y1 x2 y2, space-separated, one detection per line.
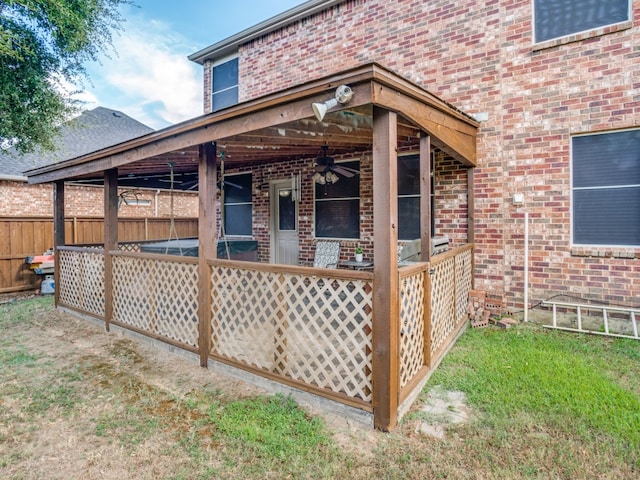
212 56 238 112
534 0 630 44
315 160 360 239
397 154 435 240
572 129 640 247
223 173 252 236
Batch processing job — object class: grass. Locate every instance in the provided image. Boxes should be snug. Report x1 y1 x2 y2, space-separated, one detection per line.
0 296 639 479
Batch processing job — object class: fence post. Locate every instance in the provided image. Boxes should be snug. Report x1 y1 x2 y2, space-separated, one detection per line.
53 182 65 307
103 169 118 332
197 143 217 367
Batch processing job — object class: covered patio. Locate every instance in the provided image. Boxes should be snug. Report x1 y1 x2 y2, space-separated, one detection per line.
27 63 478 431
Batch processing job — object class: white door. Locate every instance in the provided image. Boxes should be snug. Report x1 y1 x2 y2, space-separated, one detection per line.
271 180 299 265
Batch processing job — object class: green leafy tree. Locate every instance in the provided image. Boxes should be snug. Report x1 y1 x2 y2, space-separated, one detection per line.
0 0 130 153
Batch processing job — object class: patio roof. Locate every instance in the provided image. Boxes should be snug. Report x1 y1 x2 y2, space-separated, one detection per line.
25 63 478 189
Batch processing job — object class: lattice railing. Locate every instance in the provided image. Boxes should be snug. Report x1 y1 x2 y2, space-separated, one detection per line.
430 245 474 363
58 247 105 317
210 262 374 404
399 265 427 389
112 253 199 350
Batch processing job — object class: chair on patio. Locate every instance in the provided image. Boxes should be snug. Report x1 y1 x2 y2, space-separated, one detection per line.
312 241 340 269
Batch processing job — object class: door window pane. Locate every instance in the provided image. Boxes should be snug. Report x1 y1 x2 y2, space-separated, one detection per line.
278 189 296 231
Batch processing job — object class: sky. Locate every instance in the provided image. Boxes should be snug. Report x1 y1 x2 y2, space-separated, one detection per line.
75 1 307 130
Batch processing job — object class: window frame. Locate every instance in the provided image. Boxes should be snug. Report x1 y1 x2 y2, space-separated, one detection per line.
571 128 640 248
397 153 435 241
313 159 361 240
211 54 239 112
223 171 253 237
532 0 632 45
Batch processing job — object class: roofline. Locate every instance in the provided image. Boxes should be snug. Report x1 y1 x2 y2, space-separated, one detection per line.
0 174 27 182
188 0 345 65
25 63 479 183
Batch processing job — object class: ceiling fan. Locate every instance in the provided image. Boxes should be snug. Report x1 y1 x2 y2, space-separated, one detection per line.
311 145 360 184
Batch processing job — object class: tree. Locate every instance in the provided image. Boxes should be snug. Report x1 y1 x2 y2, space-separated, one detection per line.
0 0 130 153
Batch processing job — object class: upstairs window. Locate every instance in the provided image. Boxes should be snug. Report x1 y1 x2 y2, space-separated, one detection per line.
223 172 252 236
534 0 630 44
572 129 640 247
212 56 238 112
315 160 360 239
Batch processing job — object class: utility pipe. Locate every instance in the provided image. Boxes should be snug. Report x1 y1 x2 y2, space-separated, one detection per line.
524 211 529 322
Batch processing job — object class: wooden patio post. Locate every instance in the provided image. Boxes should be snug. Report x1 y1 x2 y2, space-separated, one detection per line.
372 106 400 431
103 168 118 332
197 142 217 367
419 133 432 262
53 180 65 308
419 133 433 368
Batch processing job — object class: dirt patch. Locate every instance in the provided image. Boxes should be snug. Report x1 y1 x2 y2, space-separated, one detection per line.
0 298 380 479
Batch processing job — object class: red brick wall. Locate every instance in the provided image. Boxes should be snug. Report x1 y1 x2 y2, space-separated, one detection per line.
0 181 198 218
202 0 640 308
223 149 464 265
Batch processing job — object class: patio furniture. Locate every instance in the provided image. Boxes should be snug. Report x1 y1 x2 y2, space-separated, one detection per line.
313 241 340 268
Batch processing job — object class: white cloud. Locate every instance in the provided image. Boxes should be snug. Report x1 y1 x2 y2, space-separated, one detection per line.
78 15 203 129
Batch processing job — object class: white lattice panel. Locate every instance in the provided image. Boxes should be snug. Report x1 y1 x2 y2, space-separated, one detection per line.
211 266 373 403
113 255 199 348
118 242 142 252
455 249 473 324
430 256 457 355
211 268 288 370
399 270 426 388
58 249 105 316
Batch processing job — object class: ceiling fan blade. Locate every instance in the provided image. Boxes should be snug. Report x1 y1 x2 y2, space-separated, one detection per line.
332 166 356 177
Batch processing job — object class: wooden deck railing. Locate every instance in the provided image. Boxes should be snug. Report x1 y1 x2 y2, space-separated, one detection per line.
55 243 474 417
57 246 105 319
398 244 474 403
209 259 374 410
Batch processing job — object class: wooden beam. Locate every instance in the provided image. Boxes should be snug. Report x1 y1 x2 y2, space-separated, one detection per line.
53 181 65 308
103 169 118 332
197 143 217 367
372 82 477 166
420 134 432 262
371 107 400 431
27 83 374 184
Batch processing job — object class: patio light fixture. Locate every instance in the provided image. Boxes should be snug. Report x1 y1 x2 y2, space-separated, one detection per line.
311 84 354 121
312 170 339 185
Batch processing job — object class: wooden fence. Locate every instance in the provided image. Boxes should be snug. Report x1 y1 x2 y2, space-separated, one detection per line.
0 217 198 293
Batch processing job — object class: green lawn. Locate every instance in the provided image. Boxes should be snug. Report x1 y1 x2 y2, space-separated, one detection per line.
1 297 638 479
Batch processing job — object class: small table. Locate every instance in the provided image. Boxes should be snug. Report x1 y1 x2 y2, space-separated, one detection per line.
340 259 374 270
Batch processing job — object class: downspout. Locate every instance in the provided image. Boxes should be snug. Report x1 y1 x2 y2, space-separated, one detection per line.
154 189 160 217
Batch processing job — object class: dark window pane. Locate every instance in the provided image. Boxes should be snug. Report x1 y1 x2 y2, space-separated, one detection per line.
573 130 640 188
398 155 420 195
212 58 238 92
315 199 359 239
398 197 420 240
212 87 238 112
573 187 640 246
224 174 252 203
534 0 629 43
224 204 252 236
278 189 296 231
314 161 359 199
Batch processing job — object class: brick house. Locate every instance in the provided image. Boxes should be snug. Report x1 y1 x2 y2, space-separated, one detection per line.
185 0 639 309
24 0 638 430
1 107 198 218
